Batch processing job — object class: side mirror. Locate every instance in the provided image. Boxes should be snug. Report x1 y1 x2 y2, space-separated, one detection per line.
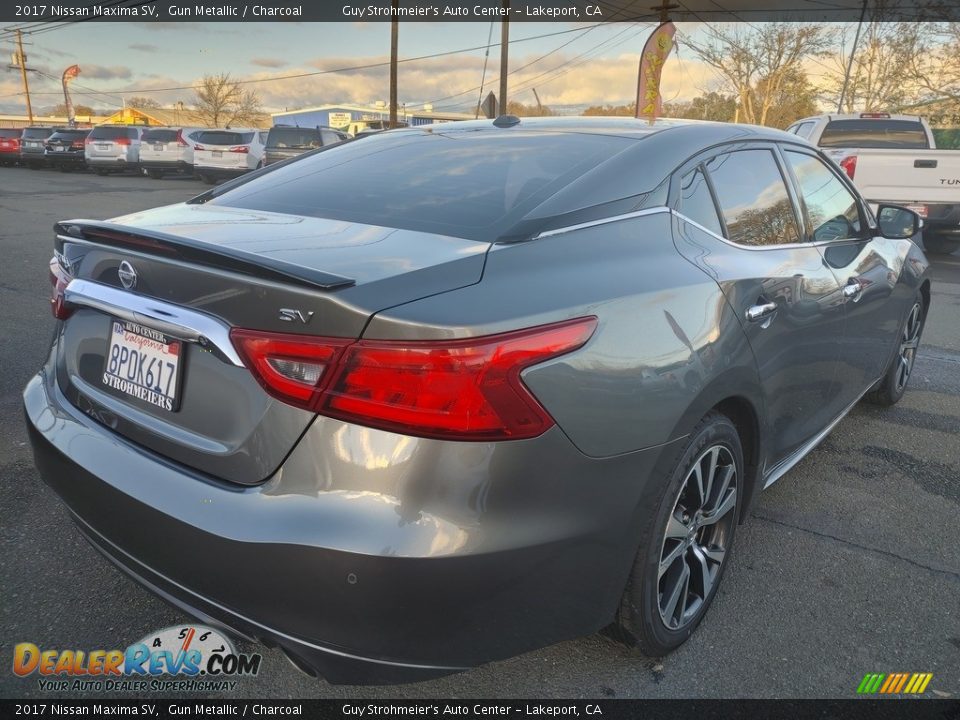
876 204 922 240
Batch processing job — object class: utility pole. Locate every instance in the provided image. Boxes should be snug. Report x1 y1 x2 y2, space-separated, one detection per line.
531 88 542 114
838 0 869 113
389 0 399 129
499 0 510 116
15 30 34 124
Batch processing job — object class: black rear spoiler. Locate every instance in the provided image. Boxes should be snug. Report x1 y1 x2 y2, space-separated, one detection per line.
54 219 355 291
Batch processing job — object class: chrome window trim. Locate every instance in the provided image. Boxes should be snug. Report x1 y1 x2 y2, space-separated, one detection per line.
63 278 243 367
532 206 670 239
671 209 869 252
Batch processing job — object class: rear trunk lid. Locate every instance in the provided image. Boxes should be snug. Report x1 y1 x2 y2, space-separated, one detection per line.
54 203 489 484
140 129 190 164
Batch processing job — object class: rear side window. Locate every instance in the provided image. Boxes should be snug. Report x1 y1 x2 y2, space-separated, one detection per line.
784 150 862 243
22 128 53 139
792 122 815 139
677 167 723 237
705 149 801 247
267 127 322 149
210 129 632 241
89 126 136 140
196 131 253 146
142 129 179 142
818 119 929 149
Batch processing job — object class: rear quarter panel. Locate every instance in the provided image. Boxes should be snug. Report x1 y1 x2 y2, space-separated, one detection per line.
364 211 762 458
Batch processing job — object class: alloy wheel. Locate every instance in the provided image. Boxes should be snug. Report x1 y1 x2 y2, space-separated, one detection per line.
658 445 738 631
896 303 922 393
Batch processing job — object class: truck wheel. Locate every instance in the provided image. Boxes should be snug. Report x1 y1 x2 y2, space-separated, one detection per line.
199 173 215 185
924 235 960 255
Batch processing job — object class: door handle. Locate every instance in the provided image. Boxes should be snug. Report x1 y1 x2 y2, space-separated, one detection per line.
843 279 862 301
745 301 778 323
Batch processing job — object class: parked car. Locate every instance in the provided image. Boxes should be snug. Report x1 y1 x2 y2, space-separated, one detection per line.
139 127 203 178
0 128 22 165
26 117 930 685
263 125 349 166
788 113 960 255
19 127 55 168
84 125 148 175
44 129 91 172
193 128 267 183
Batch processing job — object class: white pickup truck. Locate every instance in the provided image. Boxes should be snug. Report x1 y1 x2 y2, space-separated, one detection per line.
787 113 960 254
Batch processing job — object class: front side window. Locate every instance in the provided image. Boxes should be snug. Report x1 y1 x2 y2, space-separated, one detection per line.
678 166 723 237
704 149 801 247
784 150 862 243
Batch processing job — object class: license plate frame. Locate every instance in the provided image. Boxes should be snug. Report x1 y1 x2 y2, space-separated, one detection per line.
211 150 222 158
153 143 164 151
54 146 65 152
102 319 184 413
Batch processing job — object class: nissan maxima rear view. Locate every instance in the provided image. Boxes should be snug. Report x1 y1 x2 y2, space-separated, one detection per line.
24 117 930 684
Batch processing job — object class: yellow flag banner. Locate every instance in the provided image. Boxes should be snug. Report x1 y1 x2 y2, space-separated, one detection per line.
635 21 675 124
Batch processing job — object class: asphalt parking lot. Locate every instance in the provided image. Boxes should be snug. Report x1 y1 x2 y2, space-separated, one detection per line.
1 167 958 700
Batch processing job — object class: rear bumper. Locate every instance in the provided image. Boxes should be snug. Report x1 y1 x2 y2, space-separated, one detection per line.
140 159 191 172
86 157 138 170
45 151 85 164
23 353 677 684
20 150 46 165
0 150 18 162
194 165 249 179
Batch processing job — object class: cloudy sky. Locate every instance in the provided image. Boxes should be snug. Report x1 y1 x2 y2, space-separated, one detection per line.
0 20 750 116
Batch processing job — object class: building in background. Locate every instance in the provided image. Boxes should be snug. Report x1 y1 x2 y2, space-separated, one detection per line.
271 103 474 132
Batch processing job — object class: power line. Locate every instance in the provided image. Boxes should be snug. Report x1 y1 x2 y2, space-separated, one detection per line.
0 19 653 100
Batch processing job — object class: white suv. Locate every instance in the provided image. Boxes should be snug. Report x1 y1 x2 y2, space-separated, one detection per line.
193 129 267 184
84 125 148 175
139 127 203 178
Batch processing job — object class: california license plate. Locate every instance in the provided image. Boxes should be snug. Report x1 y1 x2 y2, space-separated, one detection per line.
97 144 109 150
153 143 163 151
212 151 222 158
102 320 182 412
55 146 65 152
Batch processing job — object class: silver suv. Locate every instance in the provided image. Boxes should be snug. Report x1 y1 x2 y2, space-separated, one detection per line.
85 125 148 175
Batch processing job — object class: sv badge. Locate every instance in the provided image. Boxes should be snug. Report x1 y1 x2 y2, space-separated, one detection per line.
278 308 315 324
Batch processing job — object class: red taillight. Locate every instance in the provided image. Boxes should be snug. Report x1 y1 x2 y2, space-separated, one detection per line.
176 129 188 147
228 145 249 153
230 317 598 440
839 154 857 180
194 144 205 151
48 255 73 320
85 137 93 145
115 136 131 146
70 140 84 149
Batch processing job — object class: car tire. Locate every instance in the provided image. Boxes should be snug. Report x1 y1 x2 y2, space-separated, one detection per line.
199 174 215 185
147 169 163 179
94 168 108 176
924 235 960 256
59 165 71 173
614 411 743 656
865 293 926 407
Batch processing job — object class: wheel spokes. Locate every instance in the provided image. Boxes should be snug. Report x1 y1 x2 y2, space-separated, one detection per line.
659 539 686 579
661 561 691 626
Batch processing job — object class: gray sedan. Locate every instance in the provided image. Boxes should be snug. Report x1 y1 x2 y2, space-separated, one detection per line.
24 117 929 684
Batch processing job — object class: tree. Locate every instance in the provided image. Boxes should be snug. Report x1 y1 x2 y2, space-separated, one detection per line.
127 96 161 109
663 92 737 122
908 23 960 112
50 103 96 116
193 73 263 127
582 102 635 116
754 69 818 129
818 22 923 112
506 100 555 117
681 23 832 126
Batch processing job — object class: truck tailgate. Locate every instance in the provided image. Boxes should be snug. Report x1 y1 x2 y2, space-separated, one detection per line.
829 148 960 204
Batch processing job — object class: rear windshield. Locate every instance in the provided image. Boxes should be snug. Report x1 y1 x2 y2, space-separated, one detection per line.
22 128 53 139
49 131 88 140
209 129 633 240
0 128 21 138
819 119 929 149
142 129 179 142
196 131 254 146
89 126 138 140
267 127 322 149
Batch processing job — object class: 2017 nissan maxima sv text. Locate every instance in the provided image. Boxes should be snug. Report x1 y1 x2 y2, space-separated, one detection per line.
24 117 930 684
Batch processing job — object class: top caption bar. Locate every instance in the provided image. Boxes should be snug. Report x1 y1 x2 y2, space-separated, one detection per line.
3 0 959 23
